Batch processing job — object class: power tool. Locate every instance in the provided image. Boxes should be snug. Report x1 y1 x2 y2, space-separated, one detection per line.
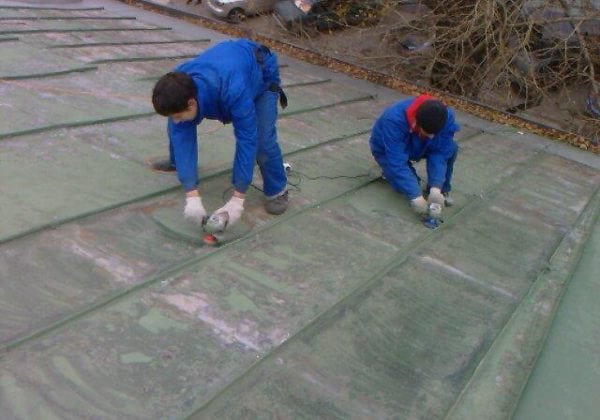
422 202 442 229
202 212 228 245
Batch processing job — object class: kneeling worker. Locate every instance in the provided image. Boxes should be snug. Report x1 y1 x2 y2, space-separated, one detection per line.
151 38 289 229
369 95 459 217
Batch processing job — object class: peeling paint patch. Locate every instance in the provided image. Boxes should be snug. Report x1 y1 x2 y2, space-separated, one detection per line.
163 290 285 350
68 240 137 284
163 292 208 316
489 205 525 222
197 312 261 351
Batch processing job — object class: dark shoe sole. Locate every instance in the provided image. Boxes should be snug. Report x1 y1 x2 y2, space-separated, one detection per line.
265 205 288 215
265 191 289 215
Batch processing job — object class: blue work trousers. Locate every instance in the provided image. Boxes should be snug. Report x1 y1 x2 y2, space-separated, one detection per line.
417 151 457 194
436 148 457 194
254 89 287 197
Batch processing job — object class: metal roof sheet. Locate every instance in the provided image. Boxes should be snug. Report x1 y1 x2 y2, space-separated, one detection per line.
0 1 599 419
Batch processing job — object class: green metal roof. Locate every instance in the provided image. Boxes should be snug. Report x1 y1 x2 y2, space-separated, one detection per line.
0 1 598 419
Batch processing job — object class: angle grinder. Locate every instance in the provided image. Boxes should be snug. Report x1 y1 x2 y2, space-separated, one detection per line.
422 202 442 229
202 212 228 245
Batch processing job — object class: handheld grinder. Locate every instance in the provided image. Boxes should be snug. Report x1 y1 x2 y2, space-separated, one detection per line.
202 212 228 245
422 202 442 229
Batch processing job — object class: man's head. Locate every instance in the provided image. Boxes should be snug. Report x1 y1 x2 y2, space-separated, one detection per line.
152 72 198 123
415 100 447 138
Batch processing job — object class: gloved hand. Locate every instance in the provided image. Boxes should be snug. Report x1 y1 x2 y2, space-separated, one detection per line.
410 196 428 215
183 195 207 224
213 195 245 227
428 187 445 206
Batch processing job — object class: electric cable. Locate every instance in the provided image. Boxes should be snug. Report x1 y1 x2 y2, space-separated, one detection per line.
220 165 374 200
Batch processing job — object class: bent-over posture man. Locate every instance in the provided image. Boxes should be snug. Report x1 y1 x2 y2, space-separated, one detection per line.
151 38 289 228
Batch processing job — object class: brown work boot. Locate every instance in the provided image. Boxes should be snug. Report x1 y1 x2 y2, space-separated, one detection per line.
147 157 175 173
265 190 288 215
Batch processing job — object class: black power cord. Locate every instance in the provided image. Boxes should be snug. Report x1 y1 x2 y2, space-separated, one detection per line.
220 164 374 200
284 167 373 193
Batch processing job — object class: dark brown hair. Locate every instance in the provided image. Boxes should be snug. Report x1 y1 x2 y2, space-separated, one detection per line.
152 72 197 116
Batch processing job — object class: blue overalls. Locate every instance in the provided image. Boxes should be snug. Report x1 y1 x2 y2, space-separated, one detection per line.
167 38 287 198
369 97 460 200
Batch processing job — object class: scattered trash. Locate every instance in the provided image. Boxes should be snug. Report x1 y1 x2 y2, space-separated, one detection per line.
586 91 600 119
399 35 431 53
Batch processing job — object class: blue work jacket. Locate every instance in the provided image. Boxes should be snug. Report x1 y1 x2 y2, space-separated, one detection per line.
167 39 280 192
370 97 460 199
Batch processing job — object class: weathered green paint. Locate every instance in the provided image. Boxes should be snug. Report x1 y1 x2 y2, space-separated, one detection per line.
0 2 599 419
120 352 154 364
0 41 91 78
513 211 600 420
226 290 259 313
139 308 190 334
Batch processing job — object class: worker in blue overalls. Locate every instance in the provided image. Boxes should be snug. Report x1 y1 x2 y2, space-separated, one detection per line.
370 95 459 217
151 38 289 228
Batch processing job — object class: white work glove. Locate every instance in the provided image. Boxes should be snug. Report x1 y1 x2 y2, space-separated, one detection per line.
183 195 207 224
410 196 428 215
213 196 245 227
428 187 445 206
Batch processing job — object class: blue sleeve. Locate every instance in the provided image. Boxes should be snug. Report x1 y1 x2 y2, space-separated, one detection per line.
230 95 258 193
378 118 422 199
426 110 459 188
168 118 198 192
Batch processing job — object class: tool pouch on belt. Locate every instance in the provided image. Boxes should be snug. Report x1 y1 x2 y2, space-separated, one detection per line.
256 45 288 109
269 83 288 109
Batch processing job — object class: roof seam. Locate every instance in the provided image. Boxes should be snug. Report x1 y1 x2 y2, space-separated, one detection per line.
0 66 97 81
445 182 600 419
0 174 379 356
0 129 370 246
186 143 551 418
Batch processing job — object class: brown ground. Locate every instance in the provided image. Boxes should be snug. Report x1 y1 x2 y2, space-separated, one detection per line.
144 0 599 152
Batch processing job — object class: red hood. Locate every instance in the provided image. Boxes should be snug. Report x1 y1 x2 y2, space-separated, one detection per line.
405 94 436 134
